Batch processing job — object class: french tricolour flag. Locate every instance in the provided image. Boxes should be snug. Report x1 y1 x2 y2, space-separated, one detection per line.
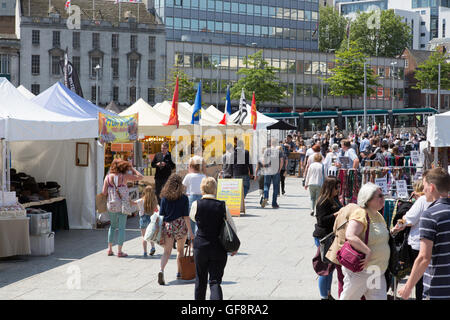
219 85 231 125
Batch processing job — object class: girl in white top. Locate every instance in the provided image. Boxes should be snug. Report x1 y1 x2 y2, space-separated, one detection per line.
133 185 158 257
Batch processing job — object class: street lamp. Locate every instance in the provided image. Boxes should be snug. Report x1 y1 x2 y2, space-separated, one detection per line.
214 63 220 109
95 64 101 106
438 62 441 113
364 62 367 132
390 61 397 111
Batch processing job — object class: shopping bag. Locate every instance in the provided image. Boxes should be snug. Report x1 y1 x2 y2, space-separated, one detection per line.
180 246 196 280
144 212 163 243
96 193 107 213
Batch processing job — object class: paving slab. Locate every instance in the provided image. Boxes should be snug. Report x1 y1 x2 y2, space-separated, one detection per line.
0 177 324 300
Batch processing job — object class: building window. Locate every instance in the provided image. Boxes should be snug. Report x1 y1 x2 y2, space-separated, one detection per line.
53 31 60 47
112 34 119 50
148 88 155 104
51 55 61 75
131 35 138 50
31 84 40 95
0 54 10 74
92 33 100 49
112 58 119 78
32 30 40 45
443 19 446 38
90 56 101 77
72 56 80 75
31 55 40 75
129 86 136 104
73 32 80 49
112 86 119 102
445 95 449 109
148 36 156 52
148 60 155 80
129 58 138 79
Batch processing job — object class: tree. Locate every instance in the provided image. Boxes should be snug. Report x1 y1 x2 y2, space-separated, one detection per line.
324 41 378 109
319 6 348 53
230 50 285 104
414 50 450 91
349 9 412 58
163 67 196 103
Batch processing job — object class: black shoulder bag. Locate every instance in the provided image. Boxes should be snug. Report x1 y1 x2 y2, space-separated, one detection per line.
219 204 240 253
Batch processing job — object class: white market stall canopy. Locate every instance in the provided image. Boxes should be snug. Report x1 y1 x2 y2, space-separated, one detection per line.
33 82 115 120
427 111 450 147
0 78 96 141
120 98 191 136
17 85 35 99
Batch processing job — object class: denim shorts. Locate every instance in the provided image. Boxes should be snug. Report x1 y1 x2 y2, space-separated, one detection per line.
139 215 151 229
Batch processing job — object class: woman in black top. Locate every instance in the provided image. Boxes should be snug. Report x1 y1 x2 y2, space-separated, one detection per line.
313 176 343 300
189 177 238 300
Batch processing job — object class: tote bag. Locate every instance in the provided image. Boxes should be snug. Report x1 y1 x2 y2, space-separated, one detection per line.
180 246 196 280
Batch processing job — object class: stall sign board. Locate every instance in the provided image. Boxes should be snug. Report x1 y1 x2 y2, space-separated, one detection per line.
410 151 420 165
99 113 138 144
338 156 351 169
396 180 409 199
375 177 388 195
216 179 243 217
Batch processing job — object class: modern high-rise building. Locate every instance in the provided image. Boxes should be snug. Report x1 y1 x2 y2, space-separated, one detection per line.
335 0 450 50
147 0 405 112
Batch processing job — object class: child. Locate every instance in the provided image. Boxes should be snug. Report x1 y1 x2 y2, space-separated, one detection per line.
134 185 158 257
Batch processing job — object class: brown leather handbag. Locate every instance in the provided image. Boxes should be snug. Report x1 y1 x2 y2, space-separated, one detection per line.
180 246 196 280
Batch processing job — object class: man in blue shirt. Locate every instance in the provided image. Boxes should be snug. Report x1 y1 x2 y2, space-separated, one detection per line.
399 168 450 300
359 133 370 153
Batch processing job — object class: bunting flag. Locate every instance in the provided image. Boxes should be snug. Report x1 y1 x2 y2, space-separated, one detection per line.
191 81 202 124
233 88 247 125
219 85 231 125
65 0 71 9
250 92 257 130
163 76 179 127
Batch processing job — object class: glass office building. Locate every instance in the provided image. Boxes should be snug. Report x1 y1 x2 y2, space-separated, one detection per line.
155 0 320 50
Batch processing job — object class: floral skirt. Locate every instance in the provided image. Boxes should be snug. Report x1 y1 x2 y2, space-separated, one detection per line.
160 217 187 245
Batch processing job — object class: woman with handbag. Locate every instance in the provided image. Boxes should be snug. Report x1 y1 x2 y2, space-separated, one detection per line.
102 159 144 258
158 174 194 285
313 176 342 300
340 183 390 300
189 177 238 300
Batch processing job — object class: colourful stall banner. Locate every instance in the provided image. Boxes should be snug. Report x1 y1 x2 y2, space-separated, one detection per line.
99 113 138 144
216 179 243 217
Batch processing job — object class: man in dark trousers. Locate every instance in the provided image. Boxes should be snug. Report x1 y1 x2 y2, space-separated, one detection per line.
151 142 176 203
232 139 253 198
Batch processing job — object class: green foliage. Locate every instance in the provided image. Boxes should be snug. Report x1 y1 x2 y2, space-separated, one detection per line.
164 67 196 104
349 9 412 58
324 42 378 108
414 50 450 91
230 50 285 104
319 6 348 53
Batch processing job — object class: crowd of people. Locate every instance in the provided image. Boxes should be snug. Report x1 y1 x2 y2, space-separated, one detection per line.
100 122 450 301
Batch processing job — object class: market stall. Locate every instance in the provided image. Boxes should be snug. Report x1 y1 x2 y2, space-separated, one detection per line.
0 78 102 256
9 81 112 230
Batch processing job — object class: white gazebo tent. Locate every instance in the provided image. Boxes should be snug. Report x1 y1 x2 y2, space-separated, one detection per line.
16 85 35 99
120 98 192 136
0 78 99 229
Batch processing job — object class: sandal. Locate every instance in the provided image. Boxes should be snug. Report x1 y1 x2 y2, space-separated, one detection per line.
117 252 128 258
107 250 114 256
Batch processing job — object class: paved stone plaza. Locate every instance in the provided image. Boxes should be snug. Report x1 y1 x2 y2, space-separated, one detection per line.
0 177 337 300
